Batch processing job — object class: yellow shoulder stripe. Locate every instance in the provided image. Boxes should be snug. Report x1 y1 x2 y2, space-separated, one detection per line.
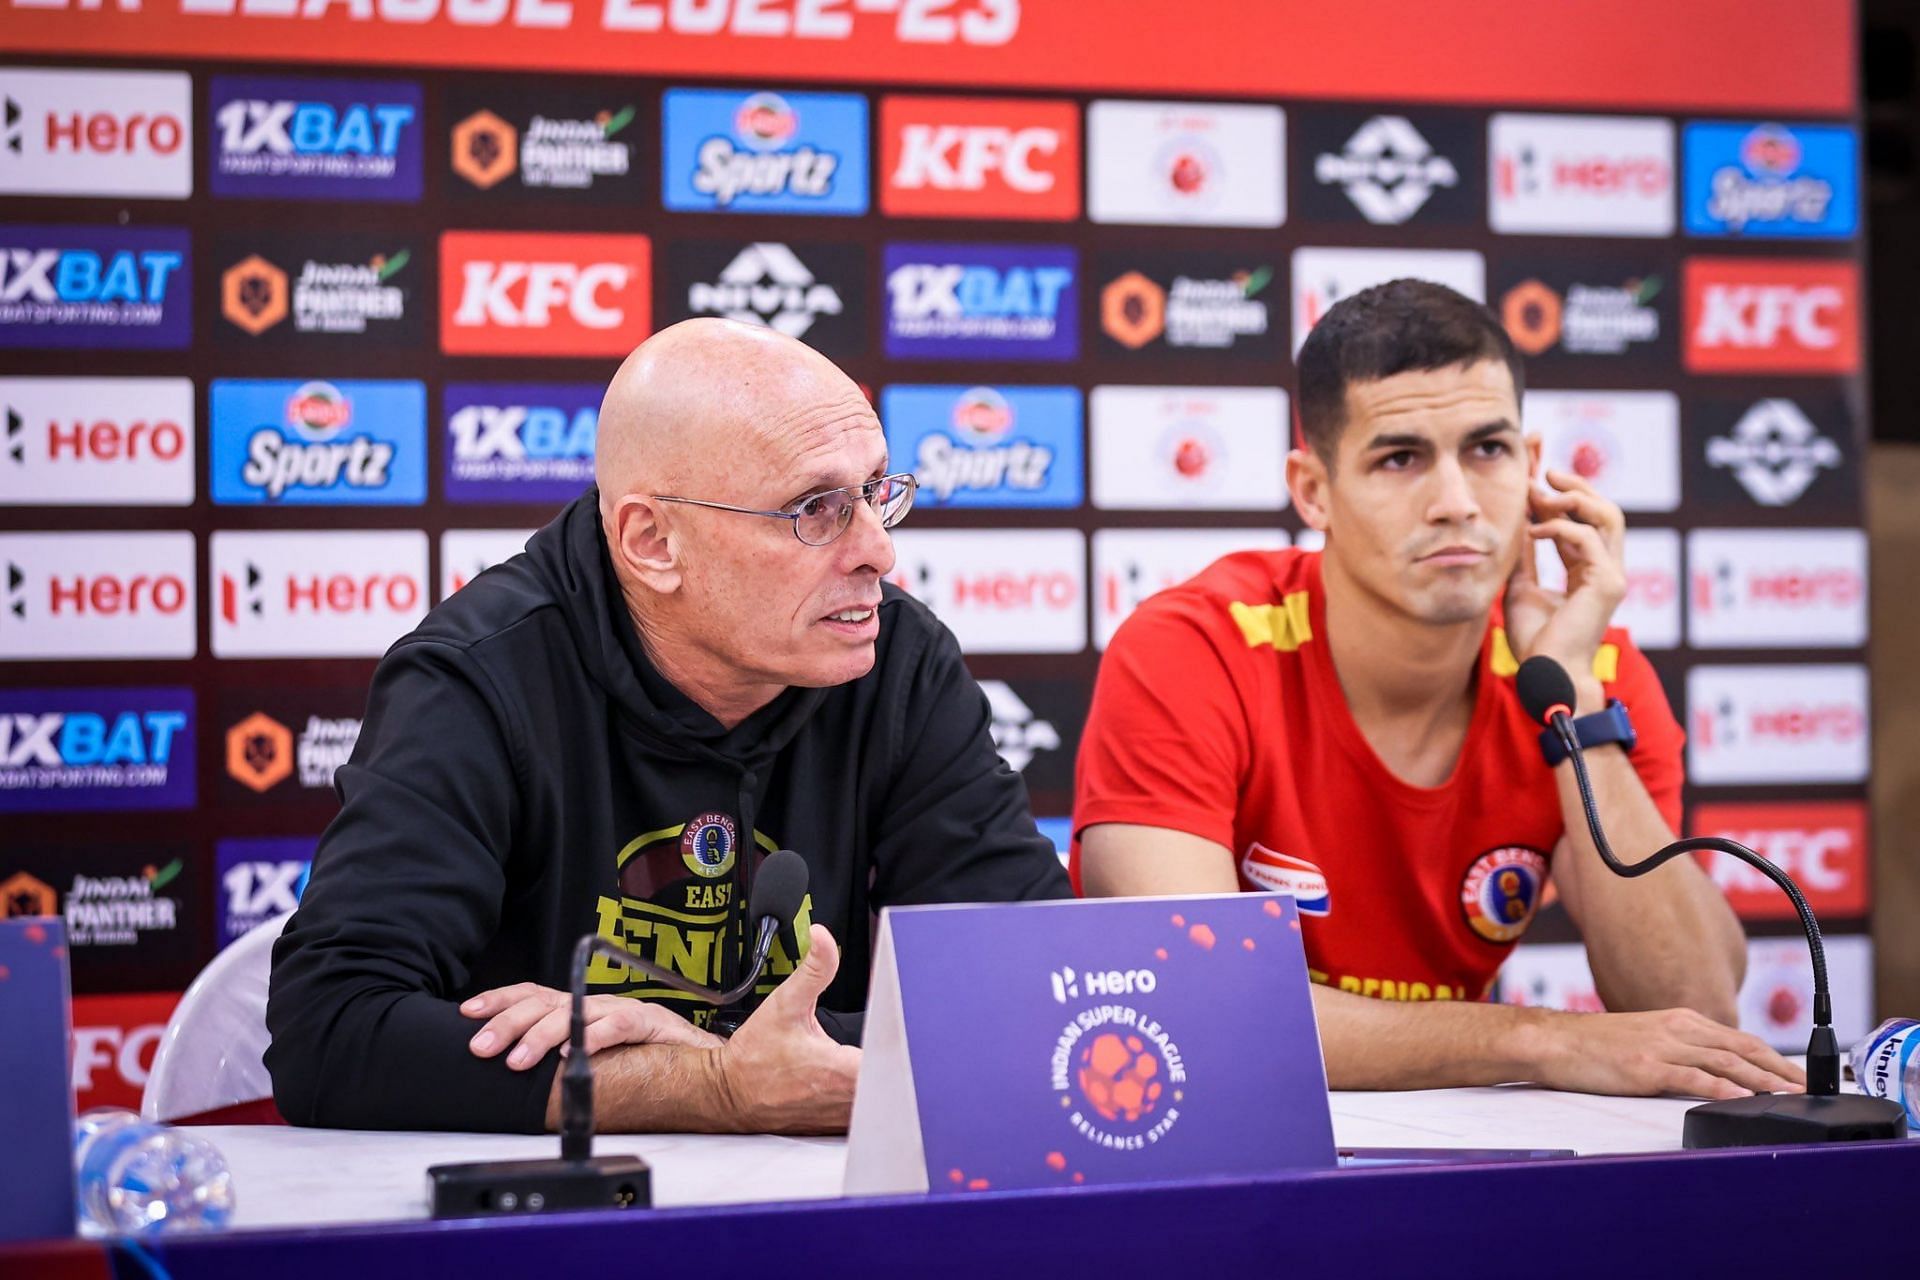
1229 591 1314 652
1489 628 1619 683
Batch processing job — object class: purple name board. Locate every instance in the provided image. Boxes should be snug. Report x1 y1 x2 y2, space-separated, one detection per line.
846 893 1334 1196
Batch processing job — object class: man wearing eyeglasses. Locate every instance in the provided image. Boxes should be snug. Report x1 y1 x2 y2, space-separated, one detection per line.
267 318 1070 1136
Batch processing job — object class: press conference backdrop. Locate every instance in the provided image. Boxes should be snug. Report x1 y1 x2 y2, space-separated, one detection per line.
0 0 1868 1109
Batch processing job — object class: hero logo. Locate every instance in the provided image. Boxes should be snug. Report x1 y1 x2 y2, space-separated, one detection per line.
1706 400 1843 506
886 528 1085 654
1689 802 1867 919
1684 258 1860 374
0 532 195 660
979 680 1060 774
882 96 1079 219
211 530 428 658
442 231 650 357
1686 529 1866 649
1049 965 1156 1004
0 68 191 199
1314 115 1459 225
1686 663 1868 785
1489 114 1675 236
1092 527 1287 648
0 378 194 507
687 243 841 339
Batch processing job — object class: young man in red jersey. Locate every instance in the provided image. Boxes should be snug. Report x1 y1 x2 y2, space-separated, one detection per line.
1075 280 1804 1099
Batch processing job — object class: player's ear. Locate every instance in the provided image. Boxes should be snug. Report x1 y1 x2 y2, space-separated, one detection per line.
1288 448 1331 533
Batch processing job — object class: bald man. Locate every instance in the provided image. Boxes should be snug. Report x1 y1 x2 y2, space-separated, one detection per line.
266 320 1069 1135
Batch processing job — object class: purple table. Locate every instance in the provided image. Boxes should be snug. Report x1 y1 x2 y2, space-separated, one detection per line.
9 1139 1911 1279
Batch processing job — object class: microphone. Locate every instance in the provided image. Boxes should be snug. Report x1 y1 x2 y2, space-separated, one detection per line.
429 851 811 1217
1515 655 1904 1147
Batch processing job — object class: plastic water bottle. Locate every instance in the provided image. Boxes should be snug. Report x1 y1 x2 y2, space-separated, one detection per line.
1849 1018 1920 1130
73 1109 236 1234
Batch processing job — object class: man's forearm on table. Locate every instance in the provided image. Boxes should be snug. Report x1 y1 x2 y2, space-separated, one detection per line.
1313 984 1562 1090
543 1042 736 1133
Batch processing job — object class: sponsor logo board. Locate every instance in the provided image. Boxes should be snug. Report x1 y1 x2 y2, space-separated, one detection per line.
1291 246 1484 354
1093 527 1288 648
2 846 201 993
1489 113 1675 236
1686 663 1867 785
1534 527 1681 650
0 687 194 813
883 384 1082 509
441 528 536 599
883 242 1077 361
662 88 868 216
211 529 428 658
886 529 1085 654
0 377 194 507
217 686 364 805
1087 100 1284 227
1683 257 1860 374
445 382 598 505
1090 385 1288 511
662 240 866 359
0 67 191 198
880 95 1079 220
1689 395 1855 515
1093 252 1280 359
1523 390 1680 513
1494 256 1672 362
0 532 195 660
70 992 183 1112
0 224 190 349
448 90 642 200
440 230 650 357
215 837 316 948
209 74 422 201
1683 121 1858 239
215 234 427 345
1689 801 1869 920
211 378 426 506
1295 109 1477 226
1687 528 1867 649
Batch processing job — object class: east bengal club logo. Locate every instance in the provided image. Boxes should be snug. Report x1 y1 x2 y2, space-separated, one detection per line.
680 812 738 879
1459 845 1549 944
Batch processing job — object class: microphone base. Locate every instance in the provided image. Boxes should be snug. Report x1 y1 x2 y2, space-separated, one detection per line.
1682 1092 1907 1148
428 1154 652 1219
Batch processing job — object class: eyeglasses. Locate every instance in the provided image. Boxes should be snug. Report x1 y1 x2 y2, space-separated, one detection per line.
652 472 918 547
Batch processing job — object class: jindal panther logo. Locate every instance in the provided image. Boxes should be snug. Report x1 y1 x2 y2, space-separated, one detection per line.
680 812 737 880
1048 966 1186 1151
1460 846 1548 944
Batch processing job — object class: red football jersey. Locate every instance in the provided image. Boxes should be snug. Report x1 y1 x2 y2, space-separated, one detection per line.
1072 548 1684 1002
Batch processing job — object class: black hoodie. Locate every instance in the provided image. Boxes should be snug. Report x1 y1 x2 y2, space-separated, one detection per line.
265 491 1069 1133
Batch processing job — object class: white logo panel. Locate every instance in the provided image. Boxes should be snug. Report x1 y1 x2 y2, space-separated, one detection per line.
0 67 192 198
440 529 535 601
1524 390 1680 513
1087 100 1284 228
886 529 1085 655
1291 247 1485 354
0 378 195 507
1686 663 1868 785
1090 386 1288 511
1687 528 1867 649
1534 527 1681 650
211 530 428 658
1093 528 1288 649
0 532 195 659
1489 113 1675 236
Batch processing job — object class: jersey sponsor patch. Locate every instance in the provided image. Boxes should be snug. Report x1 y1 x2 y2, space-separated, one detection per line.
1239 843 1330 916
1459 845 1548 944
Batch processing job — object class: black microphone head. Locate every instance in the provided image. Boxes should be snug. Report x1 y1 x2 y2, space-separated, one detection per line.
1515 655 1577 726
748 849 809 925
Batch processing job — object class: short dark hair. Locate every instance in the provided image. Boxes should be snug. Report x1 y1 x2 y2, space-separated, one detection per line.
1295 279 1524 463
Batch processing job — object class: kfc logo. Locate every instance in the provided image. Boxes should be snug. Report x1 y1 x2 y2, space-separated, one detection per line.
0 67 190 199
1093 527 1287 648
886 529 1085 654
1686 528 1866 649
1689 801 1868 920
211 529 428 658
1686 663 1868 785
1523 390 1679 514
881 96 1079 220
1683 258 1860 374
440 231 650 357
0 377 193 506
1489 114 1674 237
71 993 182 1111
0 532 194 660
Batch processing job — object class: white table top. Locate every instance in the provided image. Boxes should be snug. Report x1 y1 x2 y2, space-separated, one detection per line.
185 1084 1709 1232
